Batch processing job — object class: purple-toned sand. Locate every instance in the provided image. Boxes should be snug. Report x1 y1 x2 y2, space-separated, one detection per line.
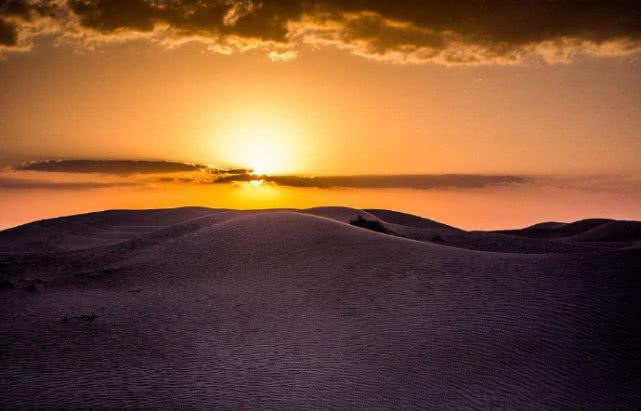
1 207 640 408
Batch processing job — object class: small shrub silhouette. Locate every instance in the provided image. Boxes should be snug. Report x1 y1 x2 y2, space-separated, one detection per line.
350 215 387 233
431 234 444 242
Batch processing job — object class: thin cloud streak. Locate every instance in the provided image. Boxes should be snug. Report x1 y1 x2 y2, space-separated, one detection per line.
8 158 641 193
15 159 209 175
13 159 251 175
213 173 528 189
0 176 139 190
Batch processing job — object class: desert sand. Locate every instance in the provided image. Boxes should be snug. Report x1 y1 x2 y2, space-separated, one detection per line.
1 207 640 408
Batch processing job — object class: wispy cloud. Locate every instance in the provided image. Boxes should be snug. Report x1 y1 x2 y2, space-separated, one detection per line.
13 159 250 176
14 159 209 175
0 176 139 190
2 1 641 64
7 158 641 194
212 173 527 190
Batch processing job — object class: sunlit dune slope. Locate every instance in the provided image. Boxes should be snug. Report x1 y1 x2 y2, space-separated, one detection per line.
1 207 640 408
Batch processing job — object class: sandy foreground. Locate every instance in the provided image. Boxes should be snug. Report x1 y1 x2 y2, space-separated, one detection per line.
1 207 640 408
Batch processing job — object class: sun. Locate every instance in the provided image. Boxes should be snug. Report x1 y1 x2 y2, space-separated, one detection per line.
214 111 303 176
241 135 286 176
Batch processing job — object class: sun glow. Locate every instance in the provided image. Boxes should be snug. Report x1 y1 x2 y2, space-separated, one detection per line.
215 112 304 175
241 133 286 175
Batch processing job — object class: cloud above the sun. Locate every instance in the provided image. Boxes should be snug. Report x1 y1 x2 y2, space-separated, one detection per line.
2 0 641 64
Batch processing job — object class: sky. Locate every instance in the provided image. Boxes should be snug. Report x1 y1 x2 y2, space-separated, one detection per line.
1 0 641 230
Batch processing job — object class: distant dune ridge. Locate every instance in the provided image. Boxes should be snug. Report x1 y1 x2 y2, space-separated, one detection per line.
1 207 640 408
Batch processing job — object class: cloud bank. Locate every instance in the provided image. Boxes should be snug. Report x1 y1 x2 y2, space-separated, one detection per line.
213 173 527 189
5 158 528 190
2 0 641 64
0 176 138 190
14 159 253 175
5 158 641 195
15 159 211 174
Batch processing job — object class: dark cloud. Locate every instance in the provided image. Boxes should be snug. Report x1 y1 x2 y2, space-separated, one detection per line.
1 1 641 63
0 17 18 46
213 173 527 190
15 159 209 175
0 0 57 49
207 167 254 175
325 2 641 45
211 172 256 184
156 176 200 184
66 0 302 41
0 176 139 190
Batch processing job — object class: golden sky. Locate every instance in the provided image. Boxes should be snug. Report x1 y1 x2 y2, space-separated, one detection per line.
1 1 641 229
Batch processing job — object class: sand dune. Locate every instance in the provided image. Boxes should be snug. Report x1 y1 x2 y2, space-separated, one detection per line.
500 218 617 239
365 208 463 232
0 207 218 253
497 218 641 249
568 220 641 242
1 207 640 408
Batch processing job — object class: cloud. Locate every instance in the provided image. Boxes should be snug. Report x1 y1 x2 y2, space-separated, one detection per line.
2 1 641 64
206 167 253 175
212 173 527 190
6 158 639 194
14 159 212 175
0 15 17 46
0 176 139 190
267 49 297 62
0 0 60 54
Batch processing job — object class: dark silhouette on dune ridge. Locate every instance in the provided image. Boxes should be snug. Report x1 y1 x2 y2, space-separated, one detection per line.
349 215 389 233
1 207 640 408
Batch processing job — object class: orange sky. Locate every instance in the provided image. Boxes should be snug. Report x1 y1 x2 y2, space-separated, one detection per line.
1 1 641 230
2 42 641 175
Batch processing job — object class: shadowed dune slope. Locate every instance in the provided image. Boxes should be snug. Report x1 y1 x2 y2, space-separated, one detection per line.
365 208 463 232
0 207 220 253
300 207 594 253
301 206 384 226
1 208 640 408
499 218 615 239
2 207 636 254
495 218 641 248
567 220 641 242
446 231 604 253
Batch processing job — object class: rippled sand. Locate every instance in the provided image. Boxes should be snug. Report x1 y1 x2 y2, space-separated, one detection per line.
1 207 640 408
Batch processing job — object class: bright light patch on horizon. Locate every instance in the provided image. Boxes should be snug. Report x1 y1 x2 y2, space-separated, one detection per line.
214 111 304 175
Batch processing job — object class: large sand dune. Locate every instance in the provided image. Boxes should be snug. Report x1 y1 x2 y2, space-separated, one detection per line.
1 207 640 408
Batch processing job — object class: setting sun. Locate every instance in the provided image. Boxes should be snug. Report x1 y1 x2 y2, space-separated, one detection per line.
241 134 285 175
215 111 304 175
